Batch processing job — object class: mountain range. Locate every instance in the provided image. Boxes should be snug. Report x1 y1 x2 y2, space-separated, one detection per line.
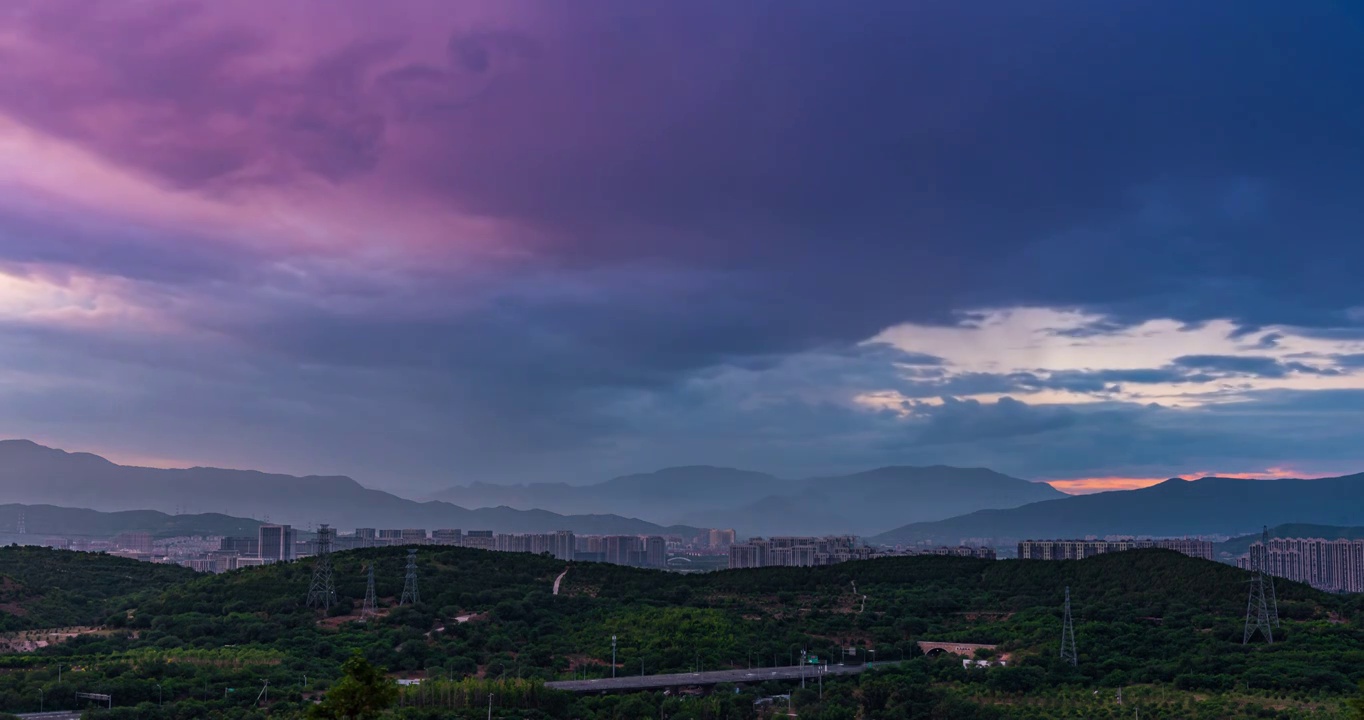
0 503 263 539
430 465 1065 535
871 473 1364 546
0 440 700 537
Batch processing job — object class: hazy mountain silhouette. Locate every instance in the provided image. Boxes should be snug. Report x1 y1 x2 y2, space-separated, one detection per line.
871 474 1364 546
434 464 1064 535
0 440 699 536
0 503 262 539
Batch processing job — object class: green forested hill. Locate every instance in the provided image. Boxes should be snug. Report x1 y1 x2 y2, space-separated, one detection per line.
0 546 1361 719
0 546 197 631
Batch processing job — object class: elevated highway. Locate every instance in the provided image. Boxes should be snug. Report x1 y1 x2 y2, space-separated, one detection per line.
546 662 882 694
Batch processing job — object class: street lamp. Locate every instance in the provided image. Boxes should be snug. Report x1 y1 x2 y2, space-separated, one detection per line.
611 636 617 679
487 692 493 720
38 688 43 713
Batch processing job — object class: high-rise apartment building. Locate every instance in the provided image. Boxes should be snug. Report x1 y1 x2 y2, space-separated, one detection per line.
553 531 576 561
401 529 428 544
463 530 495 551
645 536 667 568
432 529 462 545
727 535 872 569
604 536 644 565
378 529 404 541
218 536 259 556
1238 537 1364 593
258 524 295 563
113 532 154 555
1017 538 1213 561
709 529 737 549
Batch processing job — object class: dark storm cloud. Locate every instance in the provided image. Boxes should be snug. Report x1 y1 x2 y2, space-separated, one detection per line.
1172 355 1340 378
1 0 1363 486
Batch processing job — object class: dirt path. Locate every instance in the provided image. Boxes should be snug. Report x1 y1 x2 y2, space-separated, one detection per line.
553 567 569 595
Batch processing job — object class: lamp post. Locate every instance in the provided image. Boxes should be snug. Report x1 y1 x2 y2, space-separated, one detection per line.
611 636 617 679
38 688 43 713
487 692 493 720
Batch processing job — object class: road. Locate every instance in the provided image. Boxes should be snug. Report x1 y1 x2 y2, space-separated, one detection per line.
545 663 871 693
17 712 85 720
553 567 568 595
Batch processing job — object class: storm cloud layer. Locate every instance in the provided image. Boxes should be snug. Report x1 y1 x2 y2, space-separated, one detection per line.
1 0 1362 492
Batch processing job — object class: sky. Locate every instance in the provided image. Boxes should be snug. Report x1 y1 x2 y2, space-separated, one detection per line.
1 0 1363 496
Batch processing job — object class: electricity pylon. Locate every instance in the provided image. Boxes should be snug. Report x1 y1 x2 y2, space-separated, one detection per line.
1060 586 1078 665
400 549 420 605
362 563 378 620
306 524 336 610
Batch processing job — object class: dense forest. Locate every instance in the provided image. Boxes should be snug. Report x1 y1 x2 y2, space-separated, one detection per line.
0 545 1362 718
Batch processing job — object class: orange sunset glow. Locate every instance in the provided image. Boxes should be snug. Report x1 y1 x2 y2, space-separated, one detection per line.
1045 467 1316 495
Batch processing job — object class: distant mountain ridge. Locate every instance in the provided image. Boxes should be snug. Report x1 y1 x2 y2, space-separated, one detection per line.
0 503 262 539
0 440 700 536
872 473 1364 546
433 464 1065 535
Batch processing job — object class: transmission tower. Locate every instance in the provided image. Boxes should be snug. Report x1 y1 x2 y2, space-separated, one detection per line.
400 549 420 605
362 563 378 620
1244 528 1275 644
1261 526 1280 627
306 524 336 610
1060 586 1078 665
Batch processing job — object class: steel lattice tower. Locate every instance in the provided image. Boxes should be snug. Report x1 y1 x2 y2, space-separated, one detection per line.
1060 586 1078 665
1244 527 1276 644
1262 526 1280 627
400 549 420 605
362 563 378 619
306 524 336 610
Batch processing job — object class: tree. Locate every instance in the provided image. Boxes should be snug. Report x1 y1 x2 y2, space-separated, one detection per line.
309 651 399 720
1350 679 1364 720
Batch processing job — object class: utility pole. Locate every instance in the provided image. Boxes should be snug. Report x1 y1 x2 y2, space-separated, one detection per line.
1060 586 1078 665
487 692 493 720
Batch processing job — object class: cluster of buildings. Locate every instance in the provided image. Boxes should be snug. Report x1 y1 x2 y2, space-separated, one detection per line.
727 536 874 569
890 545 997 560
161 524 739 573
1238 537 1364 594
1017 538 1214 561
